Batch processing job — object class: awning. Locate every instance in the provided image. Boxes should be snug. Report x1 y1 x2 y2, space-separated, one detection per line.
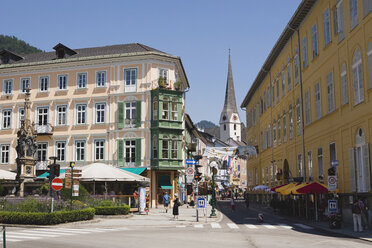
38 169 66 178
120 168 146 175
159 175 173 189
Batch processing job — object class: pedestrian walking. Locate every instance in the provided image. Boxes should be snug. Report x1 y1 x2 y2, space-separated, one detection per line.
352 200 363 232
173 194 180 220
163 192 170 213
230 197 236 212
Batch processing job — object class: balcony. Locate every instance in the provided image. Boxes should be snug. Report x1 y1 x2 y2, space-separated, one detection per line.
35 124 53 135
35 161 48 170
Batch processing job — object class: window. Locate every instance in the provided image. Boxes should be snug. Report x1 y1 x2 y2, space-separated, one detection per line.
281 66 285 97
2 110 11 129
76 104 87 125
298 154 303 177
56 105 67 126
352 49 364 105
272 84 275 106
20 78 30 93
124 68 137 92
56 141 66 162
18 108 24 128
287 58 292 91
39 76 49 92
364 0 372 16
330 143 337 164
171 98 178 121
318 148 324 179
308 151 313 179
58 75 67 90
278 115 281 145
296 98 301 136
153 136 158 159
124 140 136 165
305 91 311 125
341 64 349 105
350 0 358 30
77 73 87 89
353 128 370 192
0 144 10 164
162 136 169 159
302 37 308 68
37 107 48 126
159 68 169 86
267 85 271 107
264 128 267 149
273 121 276 147
315 82 322 119
294 49 299 85
224 124 226 131
95 103 106 124
153 97 158 120
276 76 279 102
125 102 136 127
368 41 372 88
323 8 331 46
336 0 346 41
283 111 287 142
37 143 48 162
171 136 178 159
95 140 105 161
289 105 293 139
3 79 12 95
263 91 266 110
162 97 169 119
96 71 106 87
75 140 86 161
268 124 272 148
312 24 318 58
327 72 335 113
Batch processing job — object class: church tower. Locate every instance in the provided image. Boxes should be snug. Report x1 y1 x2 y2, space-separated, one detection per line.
219 51 241 142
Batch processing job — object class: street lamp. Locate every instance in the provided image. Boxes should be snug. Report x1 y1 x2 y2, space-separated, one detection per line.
209 160 219 218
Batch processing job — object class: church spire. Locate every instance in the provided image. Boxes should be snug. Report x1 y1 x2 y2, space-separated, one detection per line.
222 50 238 116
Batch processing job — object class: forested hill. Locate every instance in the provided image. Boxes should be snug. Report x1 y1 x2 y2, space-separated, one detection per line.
0 35 42 54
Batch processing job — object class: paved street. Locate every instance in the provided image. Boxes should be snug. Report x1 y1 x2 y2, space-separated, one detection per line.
1 201 371 248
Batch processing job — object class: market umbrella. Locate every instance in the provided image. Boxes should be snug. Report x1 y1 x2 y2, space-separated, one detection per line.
275 183 298 194
253 185 270 191
271 183 288 192
279 183 307 195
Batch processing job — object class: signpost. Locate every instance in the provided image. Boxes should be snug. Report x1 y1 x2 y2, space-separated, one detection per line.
197 197 206 208
331 160 339 167
328 176 337 192
51 178 63 191
328 200 338 213
185 159 197 165
186 167 194 184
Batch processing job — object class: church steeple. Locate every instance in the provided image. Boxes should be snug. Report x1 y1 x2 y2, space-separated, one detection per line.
220 50 241 142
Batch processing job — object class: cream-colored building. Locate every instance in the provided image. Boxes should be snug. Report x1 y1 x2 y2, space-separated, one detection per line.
0 43 189 206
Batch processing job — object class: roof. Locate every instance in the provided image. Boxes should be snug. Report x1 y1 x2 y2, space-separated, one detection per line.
241 0 317 108
221 52 239 120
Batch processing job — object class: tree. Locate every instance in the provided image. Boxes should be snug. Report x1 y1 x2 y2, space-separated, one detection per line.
0 35 42 54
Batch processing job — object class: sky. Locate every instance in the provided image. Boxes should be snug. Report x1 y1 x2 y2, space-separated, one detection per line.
2 0 301 125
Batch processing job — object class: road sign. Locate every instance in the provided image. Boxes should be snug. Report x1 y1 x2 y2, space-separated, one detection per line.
72 184 79 196
51 178 63 191
186 175 194 184
197 197 206 208
186 167 194 175
331 160 339 167
185 159 197 165
328 176 337 191
328 200 338 213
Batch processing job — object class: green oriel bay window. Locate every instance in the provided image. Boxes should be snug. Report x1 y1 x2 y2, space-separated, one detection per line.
117 100 142 129
117 139 142 167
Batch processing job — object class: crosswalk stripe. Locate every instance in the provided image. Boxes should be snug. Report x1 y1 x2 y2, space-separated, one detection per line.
0 238 22 242
176 226 186 228
294 224 313 230
211 223 221 228
4 235 41 240
194 224 203 228
35 228 91 234
262 224 276 229
227 223 239 229
245 224 258 229
12 231 59 237
278 224 292 229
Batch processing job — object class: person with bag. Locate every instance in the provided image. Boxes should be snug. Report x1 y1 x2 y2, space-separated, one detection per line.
352 200 363 232
173 194 181 220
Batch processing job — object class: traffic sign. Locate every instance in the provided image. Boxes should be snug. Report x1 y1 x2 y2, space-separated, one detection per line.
328 200 338 213
186 167 194 175
185 159 197 165
328 176 337 191
51 178 63 191
331 160 339 167
186 175 194 184
197 197 206 208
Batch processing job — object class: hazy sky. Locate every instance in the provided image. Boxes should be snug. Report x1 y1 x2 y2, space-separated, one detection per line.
2 0 301 124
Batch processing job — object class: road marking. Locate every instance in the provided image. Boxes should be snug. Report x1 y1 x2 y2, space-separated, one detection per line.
278 224 292 229
0 238 23 242
176 226 186 228
262 224 276 229
294 224 313 230
194 224 204 228
4 235 41 240
245 224 258 229
211 223 221 228
36 228 92 234
227 223 239 229
14 231 59 237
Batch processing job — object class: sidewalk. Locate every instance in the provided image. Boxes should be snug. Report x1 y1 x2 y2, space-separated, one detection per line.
250 202 372 243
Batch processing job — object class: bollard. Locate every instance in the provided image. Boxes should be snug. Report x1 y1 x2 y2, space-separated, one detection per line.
2 225 6 248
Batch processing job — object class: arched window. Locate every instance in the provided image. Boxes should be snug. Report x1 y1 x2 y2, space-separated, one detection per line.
368 41 372 88
352 48 364 105
162 135 169 159
153 135 158 159
224 124 226 131
341 63 348 105
234 124 236 131
153 97 158 120
171 98 178 121
354 128 370 192
162 97 169 119
171 136 178 159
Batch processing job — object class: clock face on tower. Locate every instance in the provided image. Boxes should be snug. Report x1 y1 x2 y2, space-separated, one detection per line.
233 115 238 121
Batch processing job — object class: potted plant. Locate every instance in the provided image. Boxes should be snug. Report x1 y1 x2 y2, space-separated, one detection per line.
158 76 166 88
174 80 182 90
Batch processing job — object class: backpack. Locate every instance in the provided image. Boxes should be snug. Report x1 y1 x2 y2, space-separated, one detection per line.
353 204 361 214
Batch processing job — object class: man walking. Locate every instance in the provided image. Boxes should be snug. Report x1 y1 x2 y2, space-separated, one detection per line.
163 192 170 213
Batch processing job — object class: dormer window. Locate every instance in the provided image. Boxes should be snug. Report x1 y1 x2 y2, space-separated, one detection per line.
53 43 77 59
0 50 23 64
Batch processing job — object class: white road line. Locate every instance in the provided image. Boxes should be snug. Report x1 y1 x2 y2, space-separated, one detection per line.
176 226 186 228
227 223 239 229
262 224 276 229
211 223 221 228
35 228 91 234
4 235 41 240
245 224 258 229
0 238 23 242
12 231 59 237
294 224 313 230
278 224 292 229
194 224 204 228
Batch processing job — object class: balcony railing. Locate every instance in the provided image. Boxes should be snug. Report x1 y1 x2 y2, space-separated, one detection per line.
35 124 53 135
35 161 48 170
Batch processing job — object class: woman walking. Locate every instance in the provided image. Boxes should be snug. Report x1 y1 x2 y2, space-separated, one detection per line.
173 194 180 220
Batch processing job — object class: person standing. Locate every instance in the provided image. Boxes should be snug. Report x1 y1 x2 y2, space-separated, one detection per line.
244 193 249 208
163 192 170 213
352 200 363 232
230 197 236 212
173 194 180 220
359 199 368 230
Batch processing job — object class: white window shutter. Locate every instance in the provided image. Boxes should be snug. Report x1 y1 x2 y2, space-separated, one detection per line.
349 147 356 192
362 144 371 192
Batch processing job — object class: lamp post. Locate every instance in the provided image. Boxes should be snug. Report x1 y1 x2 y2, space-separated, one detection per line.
210 166 217 217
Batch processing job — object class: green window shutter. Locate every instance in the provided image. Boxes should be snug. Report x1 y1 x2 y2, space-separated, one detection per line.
177 100 182 121
117 139 124 166
136 101 141 127
177 140 182 159
135 138 141 166
117 102 124 129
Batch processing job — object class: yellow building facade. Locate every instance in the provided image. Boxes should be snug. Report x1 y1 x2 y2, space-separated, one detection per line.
242 0 372 202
